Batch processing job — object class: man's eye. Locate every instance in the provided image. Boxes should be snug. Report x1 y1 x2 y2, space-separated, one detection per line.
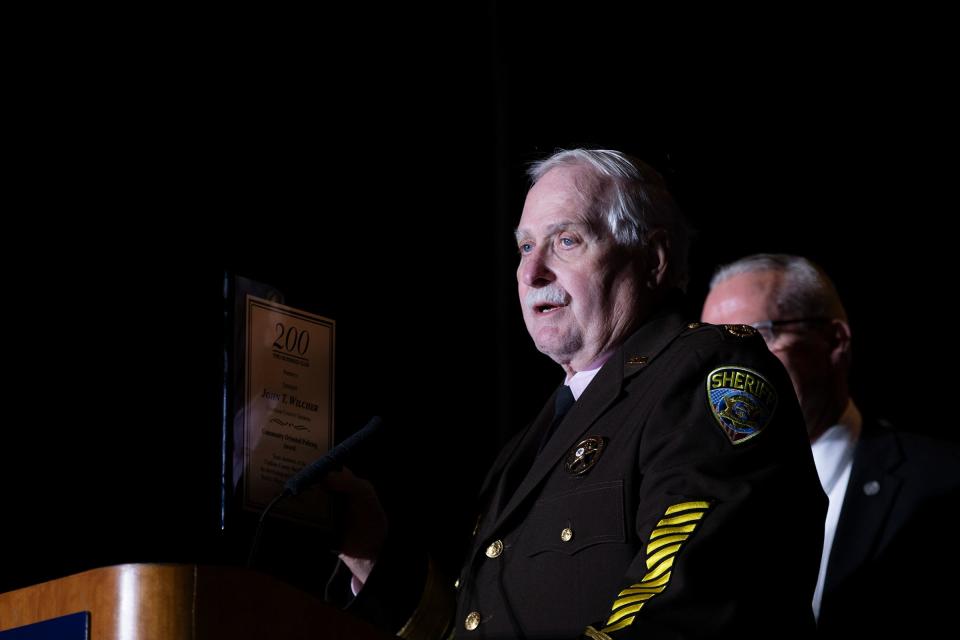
519 242 533 254
559 236 577 248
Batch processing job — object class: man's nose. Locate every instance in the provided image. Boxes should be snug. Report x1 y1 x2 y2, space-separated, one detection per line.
518 249 555 287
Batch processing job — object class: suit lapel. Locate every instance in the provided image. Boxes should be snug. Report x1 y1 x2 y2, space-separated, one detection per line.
824 426 903 596
489 308 689 534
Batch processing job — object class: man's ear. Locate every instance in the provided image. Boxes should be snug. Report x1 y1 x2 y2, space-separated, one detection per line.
643 228 670 288
829 319 852 369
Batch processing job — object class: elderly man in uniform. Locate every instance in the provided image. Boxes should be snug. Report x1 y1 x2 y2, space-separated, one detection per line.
327 150 826 638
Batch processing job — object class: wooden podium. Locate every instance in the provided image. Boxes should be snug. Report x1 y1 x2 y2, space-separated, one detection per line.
0 564 393 639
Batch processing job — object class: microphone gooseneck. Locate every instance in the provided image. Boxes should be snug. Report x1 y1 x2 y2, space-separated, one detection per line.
283 416 384 496
246 416 384 568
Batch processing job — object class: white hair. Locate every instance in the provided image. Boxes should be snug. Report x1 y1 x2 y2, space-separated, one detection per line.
528 149 690 289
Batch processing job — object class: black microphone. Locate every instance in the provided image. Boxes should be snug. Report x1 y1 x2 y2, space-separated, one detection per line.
247 415 384 568
283 415 384 496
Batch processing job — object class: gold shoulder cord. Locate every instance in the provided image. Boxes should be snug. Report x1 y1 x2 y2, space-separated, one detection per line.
398 556 456 640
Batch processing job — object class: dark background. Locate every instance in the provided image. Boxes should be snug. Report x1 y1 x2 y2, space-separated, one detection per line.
3 4 955 593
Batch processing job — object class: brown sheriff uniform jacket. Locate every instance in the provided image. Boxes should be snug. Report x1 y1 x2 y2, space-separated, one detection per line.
337 304 826 639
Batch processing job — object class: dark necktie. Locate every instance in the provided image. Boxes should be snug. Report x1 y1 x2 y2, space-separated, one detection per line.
538 384 575 453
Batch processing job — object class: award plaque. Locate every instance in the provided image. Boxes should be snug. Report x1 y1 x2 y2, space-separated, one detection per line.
235 293 335 526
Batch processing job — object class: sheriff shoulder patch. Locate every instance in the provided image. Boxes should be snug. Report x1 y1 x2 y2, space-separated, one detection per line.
706 366 778 444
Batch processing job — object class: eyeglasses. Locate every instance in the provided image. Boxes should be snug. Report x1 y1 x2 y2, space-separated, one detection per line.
749 317 832 343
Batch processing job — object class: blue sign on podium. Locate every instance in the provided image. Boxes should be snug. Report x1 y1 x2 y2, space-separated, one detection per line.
0 611 89 640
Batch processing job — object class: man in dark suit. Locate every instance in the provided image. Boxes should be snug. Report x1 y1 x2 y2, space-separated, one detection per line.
327 151 826 638
702 253 960 636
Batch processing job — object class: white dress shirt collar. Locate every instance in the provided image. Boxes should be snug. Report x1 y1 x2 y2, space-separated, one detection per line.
565 352 614 401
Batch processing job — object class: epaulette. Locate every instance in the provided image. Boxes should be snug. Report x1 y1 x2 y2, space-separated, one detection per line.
680 322 760 340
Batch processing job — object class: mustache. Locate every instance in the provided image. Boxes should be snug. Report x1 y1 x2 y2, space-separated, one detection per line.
525 285 570 309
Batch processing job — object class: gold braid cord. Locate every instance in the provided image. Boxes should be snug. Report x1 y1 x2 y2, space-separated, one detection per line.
397 556 455 640
584 625 614 639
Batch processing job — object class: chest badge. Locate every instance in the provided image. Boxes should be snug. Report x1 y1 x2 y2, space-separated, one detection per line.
706 366 778 444
564 436 606 475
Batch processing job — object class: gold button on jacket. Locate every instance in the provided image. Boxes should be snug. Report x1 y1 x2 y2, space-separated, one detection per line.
464 611 481 631
484 539 503 558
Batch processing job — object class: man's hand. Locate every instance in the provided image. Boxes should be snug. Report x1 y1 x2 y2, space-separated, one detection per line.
323 467 388 587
